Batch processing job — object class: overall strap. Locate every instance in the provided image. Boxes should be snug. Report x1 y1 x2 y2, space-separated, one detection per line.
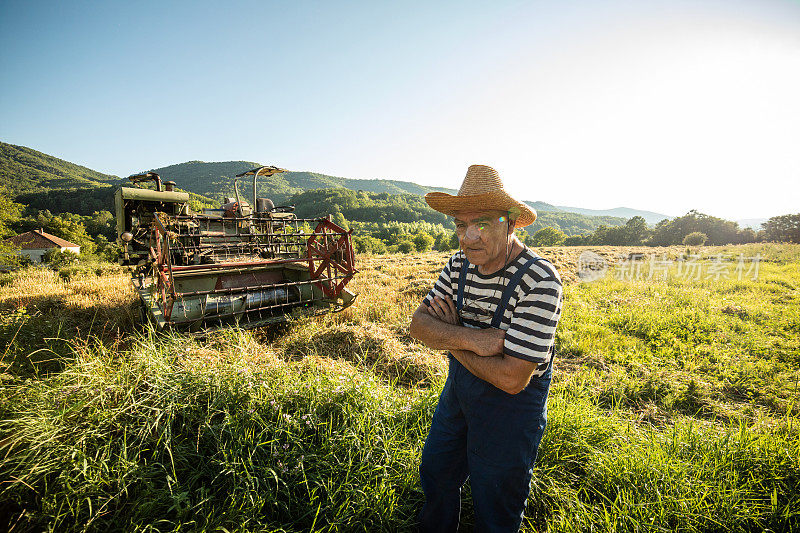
491 256 547 328
456 256 470 311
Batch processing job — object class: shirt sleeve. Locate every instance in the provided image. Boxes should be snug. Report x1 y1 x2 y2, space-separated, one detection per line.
503 277 563 363
423 255 457 307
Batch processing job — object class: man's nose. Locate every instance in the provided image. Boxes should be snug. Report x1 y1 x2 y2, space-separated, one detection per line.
465 225 481 241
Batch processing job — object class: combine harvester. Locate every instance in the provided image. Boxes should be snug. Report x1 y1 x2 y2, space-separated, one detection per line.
115 166 357 330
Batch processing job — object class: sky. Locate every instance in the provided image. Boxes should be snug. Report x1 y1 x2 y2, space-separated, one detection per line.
1 0 799 220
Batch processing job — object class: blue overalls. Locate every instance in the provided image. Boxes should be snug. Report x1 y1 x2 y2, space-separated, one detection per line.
418 257 553 532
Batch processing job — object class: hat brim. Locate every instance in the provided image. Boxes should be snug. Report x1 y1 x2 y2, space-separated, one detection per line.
425 191 537 227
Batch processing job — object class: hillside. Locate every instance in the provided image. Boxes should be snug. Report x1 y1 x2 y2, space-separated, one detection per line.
525 211 627 235
525 200 563 213
147 161 630 234
0 142 118 197
291 189 451 226
553 204 671 225
147 160 457 205
1 144 631 235
738 217 768 230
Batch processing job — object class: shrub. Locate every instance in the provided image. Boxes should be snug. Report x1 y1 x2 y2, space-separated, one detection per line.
433 233 453 252
449 232 460 250
563 234 588 246
532 226 567 247
353 235 387 255
397 240 415 253
43 249 79 268
0 242 24 268
413 233 434 252
683 232 708 246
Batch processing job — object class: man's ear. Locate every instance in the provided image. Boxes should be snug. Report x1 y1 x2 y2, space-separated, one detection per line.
508 219 516 235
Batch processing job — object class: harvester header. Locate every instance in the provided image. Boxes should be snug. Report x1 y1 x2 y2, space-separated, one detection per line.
115 167 357 330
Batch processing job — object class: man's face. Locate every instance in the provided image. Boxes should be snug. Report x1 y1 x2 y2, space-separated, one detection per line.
454 210 511 269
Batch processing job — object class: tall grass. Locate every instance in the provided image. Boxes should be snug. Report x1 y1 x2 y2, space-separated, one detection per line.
1 328 797 531
0 329 437 531
1 244 799 531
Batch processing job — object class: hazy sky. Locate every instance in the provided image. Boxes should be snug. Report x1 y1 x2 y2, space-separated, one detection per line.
1 0 798 220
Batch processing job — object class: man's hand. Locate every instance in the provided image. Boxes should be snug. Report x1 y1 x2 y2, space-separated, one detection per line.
410 296 534 393
470 327 505 357
426 296 505 356
411 296 505 357
426 296 460 325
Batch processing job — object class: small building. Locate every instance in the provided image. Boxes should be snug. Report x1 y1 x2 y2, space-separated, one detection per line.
4 229 81 263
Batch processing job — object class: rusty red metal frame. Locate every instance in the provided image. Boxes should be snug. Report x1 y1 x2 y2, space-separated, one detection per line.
307 219 355 299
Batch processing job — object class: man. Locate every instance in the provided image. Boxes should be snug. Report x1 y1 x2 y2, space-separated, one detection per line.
409 165 563 532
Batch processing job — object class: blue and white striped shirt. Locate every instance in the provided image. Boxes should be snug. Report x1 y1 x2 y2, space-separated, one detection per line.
423 248 563 377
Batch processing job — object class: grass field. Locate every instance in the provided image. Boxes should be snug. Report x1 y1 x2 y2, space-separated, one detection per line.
1 244 798 532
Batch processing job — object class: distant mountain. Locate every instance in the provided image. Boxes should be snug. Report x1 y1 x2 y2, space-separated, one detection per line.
524 200 563 213
525 212 627 235
552 205 671 225
0 144 636 234
737 218 767 230
0 141 118 197
145 161 629 234
146 161 457 205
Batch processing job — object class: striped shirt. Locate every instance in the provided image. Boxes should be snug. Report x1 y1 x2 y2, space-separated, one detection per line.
423 248 563 377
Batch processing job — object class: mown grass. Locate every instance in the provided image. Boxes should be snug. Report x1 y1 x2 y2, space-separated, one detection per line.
1 245 799 531
557 244 800 425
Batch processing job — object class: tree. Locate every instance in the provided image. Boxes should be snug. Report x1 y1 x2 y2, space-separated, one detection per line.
0 242 24 268
84 211 115 240
683 232 708 246
433 233 453 251
650 210 740 246
449 232 460 250
563 234 588 246
514 228 533 247
0 190 23 239
45 215 97 256
43 249 79 267
95 234 120 262
737 228 757 244
331 211 350 231
531 227 566 247
413 232 434 252
397 240 415 253
623 216 650 244
762 214 800 243
353 235 386 255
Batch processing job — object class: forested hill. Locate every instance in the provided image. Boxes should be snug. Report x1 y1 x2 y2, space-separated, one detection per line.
147 161 457 205
552 205 670 225
292 189 451 226
0 142 118 197
143 161 629 232
288 189 626 235
1 143 629 235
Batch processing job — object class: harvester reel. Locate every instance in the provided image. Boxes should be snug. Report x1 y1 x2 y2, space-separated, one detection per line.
150 221 176 321
307 219 355 299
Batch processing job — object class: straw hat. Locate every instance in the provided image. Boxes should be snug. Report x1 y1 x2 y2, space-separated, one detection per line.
425 165 537 228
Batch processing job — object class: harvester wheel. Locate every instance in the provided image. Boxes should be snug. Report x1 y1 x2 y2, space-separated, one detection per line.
306 219 356 299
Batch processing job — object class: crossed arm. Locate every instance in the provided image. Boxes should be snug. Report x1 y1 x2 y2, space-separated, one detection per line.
409 295 538 395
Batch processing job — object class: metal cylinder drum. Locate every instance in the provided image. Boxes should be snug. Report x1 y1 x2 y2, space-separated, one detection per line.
169 286 303 322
